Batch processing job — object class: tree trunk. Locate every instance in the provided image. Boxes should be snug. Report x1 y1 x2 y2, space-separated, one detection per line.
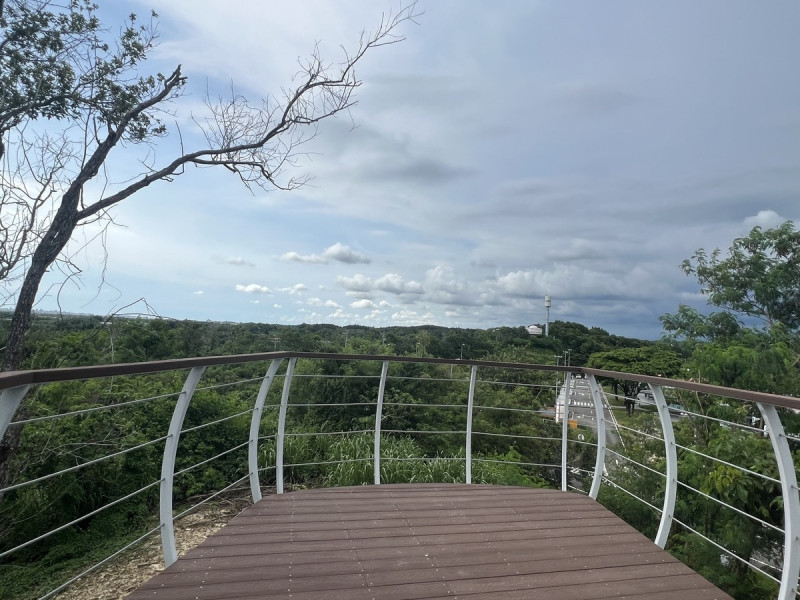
1 201 79 489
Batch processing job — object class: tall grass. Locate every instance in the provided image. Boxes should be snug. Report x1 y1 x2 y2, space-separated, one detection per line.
258 431 552 489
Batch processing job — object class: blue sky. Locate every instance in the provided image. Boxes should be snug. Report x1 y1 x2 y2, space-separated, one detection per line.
22 1 800 339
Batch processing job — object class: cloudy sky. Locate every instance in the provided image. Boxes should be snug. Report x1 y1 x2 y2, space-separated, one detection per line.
30 1 800 339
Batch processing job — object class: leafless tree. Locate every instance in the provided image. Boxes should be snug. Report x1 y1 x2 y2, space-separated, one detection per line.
0 1 419 372
0 0 418 488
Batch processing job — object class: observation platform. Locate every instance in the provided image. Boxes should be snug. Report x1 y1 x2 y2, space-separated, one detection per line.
125 484 732 600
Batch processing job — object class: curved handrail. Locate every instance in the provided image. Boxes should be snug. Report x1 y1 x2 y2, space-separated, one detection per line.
1 352 798 599
4 353 798 409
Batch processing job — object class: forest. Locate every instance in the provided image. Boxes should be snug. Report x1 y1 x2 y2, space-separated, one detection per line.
3 295 800 599
0 313 658 599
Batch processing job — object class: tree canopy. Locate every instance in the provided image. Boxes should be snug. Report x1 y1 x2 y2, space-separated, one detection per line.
661 221 800 395
586 345 683 398
679 221 800 330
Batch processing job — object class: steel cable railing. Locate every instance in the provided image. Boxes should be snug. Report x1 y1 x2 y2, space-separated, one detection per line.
1 353 799 599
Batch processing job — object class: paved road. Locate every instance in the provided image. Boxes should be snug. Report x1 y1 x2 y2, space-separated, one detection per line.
561 376 622 446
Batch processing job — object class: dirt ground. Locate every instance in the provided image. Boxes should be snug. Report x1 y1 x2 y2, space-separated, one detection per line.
53 495 252 600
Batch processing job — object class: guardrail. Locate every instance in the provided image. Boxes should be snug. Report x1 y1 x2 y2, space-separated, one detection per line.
1 352 798 599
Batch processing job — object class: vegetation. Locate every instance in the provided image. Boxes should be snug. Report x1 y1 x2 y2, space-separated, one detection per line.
586 345 684 399
2 224 799 600
0 0 418 375
0 314 627 599
598 221 800 600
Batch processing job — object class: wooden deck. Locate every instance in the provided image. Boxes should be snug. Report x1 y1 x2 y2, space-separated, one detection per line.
125 484 733 600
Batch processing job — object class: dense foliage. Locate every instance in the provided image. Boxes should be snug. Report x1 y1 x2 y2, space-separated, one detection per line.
0 314 630 599
2 261 799 600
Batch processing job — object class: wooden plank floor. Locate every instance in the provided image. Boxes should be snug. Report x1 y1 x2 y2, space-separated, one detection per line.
125 484 733 600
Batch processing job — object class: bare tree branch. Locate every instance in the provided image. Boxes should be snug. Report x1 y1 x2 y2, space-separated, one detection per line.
0 0 420 382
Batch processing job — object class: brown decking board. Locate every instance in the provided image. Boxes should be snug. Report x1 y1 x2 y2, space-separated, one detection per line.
125 484 733 600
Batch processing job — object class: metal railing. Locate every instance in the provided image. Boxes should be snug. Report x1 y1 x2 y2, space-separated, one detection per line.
0 352 798 599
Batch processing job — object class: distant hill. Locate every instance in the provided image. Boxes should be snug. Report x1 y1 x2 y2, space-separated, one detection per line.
0 312 652 370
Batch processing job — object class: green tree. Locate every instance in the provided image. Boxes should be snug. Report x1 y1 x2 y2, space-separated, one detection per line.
586 345 684 399
662 222 800 395
680 221 800 329
660 304 742 349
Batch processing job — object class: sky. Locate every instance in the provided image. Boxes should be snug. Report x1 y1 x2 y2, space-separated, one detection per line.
26 1 800 339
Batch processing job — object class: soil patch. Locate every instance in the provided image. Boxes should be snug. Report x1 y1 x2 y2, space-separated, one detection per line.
53 494 252 600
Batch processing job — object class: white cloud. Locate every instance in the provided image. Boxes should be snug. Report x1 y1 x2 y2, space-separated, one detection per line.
494 271 540 297
235 284 272 294
329 308 351 320
743 210 786 230
375 273 424 295
425 265 463 293
280 251 327 264
193 290 204 295
337 274 374 292
305 296 341 308
351 299 377 309
280 243 370 265
322 242 371 264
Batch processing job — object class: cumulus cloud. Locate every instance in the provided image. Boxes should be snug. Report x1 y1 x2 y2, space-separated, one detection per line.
351 299 377 309
743 210 786 230
306 297 341 308
281 243 370 265
329 308 350 320
376 273 423 295
235 283 271 294
336 274 374 292
280 251 327 264
322 243 371 264
494 271 541 297
193 290 204 295
422 266 476 306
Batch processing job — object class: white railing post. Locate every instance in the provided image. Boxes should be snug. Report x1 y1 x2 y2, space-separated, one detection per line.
758 402 800 600
248 359 283 503
373 361 389 485
561 372 572 491
652 384 677 549
586 375 606 499
0 385 30 443
276 357 296 495
159 366 205 567
465 365 477 484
